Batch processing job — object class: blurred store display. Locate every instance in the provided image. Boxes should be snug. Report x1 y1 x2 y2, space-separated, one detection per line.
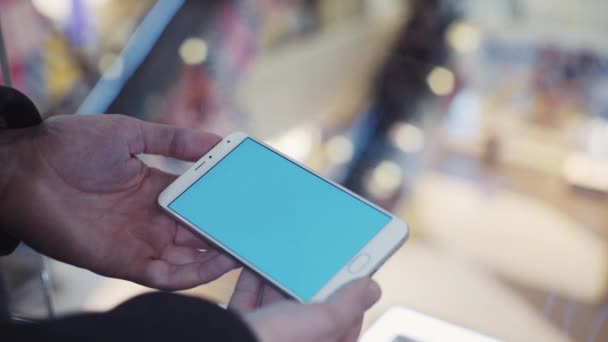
0 0 157 115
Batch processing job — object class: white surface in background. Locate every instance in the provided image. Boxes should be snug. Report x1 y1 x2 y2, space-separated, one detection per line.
362 307 500 342
365 241 571 342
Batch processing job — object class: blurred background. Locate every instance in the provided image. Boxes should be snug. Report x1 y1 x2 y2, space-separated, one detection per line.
1 0 608 341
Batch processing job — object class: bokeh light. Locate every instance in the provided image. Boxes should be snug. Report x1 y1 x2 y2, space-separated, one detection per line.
266 126 320 162
325 135 354 165
390 122 425 153
179 38 208 65
427 66 455 96
366 160 403 199
32 0 72 23
447 21 482 54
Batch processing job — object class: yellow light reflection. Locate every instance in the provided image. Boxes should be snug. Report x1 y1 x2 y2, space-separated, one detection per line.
325 135 354 165
427 67 455 96
98 53 123 80
390 122 425 153
447 21 482 54
179 38 208 65
98 53 117 73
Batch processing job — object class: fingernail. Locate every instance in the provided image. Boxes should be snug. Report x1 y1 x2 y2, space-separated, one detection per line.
367 280 382 304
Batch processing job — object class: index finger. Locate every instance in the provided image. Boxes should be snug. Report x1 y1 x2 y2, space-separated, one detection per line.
228 269 265 314
134 120 221 161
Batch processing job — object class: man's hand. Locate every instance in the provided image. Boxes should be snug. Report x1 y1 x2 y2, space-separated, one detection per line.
229 270 381 342
0 114 238 290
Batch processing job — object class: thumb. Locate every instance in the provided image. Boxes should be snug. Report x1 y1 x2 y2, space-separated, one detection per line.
323 278 381 331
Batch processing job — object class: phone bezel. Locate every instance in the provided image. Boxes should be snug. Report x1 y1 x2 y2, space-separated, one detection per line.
158 132 409 302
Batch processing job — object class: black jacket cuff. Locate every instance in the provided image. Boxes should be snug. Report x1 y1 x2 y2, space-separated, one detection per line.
3 292 258 341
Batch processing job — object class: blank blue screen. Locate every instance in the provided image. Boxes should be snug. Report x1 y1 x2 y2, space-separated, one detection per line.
169 138 390 300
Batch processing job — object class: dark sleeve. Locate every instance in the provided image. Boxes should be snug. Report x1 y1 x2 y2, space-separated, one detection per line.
0 85 43 256
1 292 258 342
0 235 19 256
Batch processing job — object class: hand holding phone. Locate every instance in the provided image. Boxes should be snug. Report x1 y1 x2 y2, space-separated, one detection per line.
0 114 239 292
233 270 382 342
159 132 409 302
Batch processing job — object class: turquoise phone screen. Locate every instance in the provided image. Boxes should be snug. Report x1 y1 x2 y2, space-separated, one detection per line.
169 138 390 300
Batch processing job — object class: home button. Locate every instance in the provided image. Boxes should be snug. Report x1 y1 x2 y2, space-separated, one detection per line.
348 253 371 273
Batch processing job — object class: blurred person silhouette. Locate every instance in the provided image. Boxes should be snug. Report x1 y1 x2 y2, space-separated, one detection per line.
343 0 455 197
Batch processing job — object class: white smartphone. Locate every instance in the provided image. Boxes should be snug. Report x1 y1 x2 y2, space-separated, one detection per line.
158 132 409 302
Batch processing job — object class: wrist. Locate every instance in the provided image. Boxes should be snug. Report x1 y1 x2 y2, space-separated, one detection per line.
0 86 44 209
0 132 18 206
0 127 40 230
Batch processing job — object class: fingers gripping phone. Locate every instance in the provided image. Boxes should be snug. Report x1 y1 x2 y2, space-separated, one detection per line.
158 133 409 302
